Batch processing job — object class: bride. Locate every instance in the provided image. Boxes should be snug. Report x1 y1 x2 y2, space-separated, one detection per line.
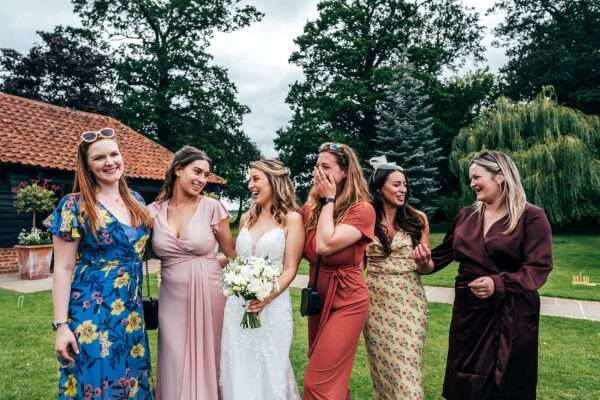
220 159 304 400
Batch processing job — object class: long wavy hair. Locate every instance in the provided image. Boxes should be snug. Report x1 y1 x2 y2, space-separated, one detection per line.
155 145 212 203
368 168 423 254
245 159 300 228
470 150 527 234
74 136 152 239
305 143 371 230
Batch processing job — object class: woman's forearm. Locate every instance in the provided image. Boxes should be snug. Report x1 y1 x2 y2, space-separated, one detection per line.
52 264 74 321
315 203 335 250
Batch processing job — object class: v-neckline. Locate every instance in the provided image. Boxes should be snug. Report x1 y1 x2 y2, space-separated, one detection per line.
243 225 283 252
482 212 508 240
97 200 133 228
164 198 202 240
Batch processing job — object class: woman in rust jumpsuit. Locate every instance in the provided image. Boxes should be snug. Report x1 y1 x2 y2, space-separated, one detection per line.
413 150 552 400
302 143 376 400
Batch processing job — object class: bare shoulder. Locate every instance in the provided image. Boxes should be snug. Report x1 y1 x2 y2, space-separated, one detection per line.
286 211 303 226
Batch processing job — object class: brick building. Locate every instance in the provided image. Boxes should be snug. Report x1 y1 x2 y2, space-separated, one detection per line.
0 92 224 273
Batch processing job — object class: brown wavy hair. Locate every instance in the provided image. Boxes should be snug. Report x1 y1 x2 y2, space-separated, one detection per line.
155 145 212 203
305 143 371 230
368 168 423 254
74 135 152 239
245 159 300 228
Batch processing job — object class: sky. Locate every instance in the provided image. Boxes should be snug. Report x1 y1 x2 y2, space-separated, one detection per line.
0 0 506 158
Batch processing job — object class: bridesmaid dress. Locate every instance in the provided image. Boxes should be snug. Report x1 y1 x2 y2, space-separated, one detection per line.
148 196 229 400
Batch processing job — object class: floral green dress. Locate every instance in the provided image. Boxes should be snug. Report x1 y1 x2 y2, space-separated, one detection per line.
45 193 154 400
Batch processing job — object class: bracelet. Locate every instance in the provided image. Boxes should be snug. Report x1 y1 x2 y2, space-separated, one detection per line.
319 197 335 206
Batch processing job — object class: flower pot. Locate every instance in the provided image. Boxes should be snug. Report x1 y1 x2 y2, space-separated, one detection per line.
14 244 53 280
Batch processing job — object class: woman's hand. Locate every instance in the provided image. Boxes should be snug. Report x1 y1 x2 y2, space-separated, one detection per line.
55 325 79 366
246 292 277 314
411 243 434 272
314 166 336 198
217 254 229 269
468 276 495 299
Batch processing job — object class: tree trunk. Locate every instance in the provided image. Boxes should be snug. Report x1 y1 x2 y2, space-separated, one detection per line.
233 198 244 226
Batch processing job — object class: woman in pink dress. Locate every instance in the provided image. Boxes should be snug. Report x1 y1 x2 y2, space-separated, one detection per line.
149 146 236 399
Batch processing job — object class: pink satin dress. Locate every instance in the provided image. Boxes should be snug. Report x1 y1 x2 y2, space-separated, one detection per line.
148 197 229 400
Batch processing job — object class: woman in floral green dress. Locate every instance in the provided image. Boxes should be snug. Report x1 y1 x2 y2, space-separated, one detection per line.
46 128 154 399
363 156 432 400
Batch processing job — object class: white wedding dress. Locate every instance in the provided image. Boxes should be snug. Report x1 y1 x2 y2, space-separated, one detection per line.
220 227 300 400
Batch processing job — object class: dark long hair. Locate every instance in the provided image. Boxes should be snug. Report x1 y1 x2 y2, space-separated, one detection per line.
368 168 423 255
156 145 212 202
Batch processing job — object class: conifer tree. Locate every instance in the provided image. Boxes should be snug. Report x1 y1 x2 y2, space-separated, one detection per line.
374 65 444 215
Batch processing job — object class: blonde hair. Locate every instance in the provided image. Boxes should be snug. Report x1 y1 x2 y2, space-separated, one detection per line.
74 135 152 239
245 159 300 228
470 150 526 234
305 143 371 230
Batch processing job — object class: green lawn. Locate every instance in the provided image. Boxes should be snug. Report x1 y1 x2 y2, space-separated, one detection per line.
297 234 600 301
1 285 598 399
421 233 600 301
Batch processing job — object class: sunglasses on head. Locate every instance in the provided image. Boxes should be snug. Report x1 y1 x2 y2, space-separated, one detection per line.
80 128 115 143
319 142 344 153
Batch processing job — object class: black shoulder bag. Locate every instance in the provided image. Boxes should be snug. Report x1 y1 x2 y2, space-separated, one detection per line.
300 257 322 316
142 238 159 330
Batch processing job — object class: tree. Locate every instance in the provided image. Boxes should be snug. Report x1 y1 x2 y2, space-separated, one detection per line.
213 131 262 224
450 88 600 226
71 0 263 153
373 64 443 215
275 0 484 192
429 68 500 195
0 26 117 115
491 0 600 115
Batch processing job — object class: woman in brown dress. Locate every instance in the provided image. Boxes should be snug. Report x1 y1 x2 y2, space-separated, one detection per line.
363 156 430 400
413 150 553 400
302 142 375 400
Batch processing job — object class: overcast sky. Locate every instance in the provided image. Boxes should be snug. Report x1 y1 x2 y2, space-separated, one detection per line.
0 0 506 158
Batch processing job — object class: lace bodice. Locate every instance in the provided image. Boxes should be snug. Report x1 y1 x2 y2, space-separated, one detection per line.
236 226 286 273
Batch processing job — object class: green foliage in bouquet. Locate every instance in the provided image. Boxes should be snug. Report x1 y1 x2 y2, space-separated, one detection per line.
451 87 600 226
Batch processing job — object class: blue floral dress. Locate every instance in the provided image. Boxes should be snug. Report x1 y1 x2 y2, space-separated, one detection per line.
45 193 154 400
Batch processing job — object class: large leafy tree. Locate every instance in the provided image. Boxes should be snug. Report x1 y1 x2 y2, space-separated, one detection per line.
429 68 500 195
451 89 600 226
71 0 262 150
373 64 443 215
275 0 484 191
70 0 263 200
491 0 600 115
0 26 117 116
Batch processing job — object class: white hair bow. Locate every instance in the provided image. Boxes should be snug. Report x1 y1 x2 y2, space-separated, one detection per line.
369 155 403 171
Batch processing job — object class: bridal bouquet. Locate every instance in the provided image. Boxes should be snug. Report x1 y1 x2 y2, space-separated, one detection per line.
222 256 280 329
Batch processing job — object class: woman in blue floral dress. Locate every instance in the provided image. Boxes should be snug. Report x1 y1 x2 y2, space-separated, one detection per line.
45 128 154 399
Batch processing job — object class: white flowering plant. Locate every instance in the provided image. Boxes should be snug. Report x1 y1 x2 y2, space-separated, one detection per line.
222 256 280 329
17 227 52 246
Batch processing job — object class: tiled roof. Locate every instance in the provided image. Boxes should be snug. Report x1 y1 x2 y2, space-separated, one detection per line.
0 92 225 184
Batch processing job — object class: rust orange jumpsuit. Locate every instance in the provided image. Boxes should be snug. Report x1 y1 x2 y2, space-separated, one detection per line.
302 201 376 400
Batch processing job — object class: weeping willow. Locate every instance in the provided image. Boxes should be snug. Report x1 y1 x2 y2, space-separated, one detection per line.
450 88 600 226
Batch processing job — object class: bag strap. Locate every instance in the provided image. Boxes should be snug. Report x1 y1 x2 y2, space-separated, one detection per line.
309 256 321 289
144 258 151 298
143 231 153 298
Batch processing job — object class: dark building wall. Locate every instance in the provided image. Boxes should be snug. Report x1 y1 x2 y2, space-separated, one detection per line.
0 163 163 247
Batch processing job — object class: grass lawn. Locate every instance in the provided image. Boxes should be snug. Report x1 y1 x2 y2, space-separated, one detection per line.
297 234 600 301
421 233 600 302
1 284 598 399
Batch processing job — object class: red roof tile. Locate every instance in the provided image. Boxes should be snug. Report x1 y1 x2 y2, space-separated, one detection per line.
0 92 225 184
